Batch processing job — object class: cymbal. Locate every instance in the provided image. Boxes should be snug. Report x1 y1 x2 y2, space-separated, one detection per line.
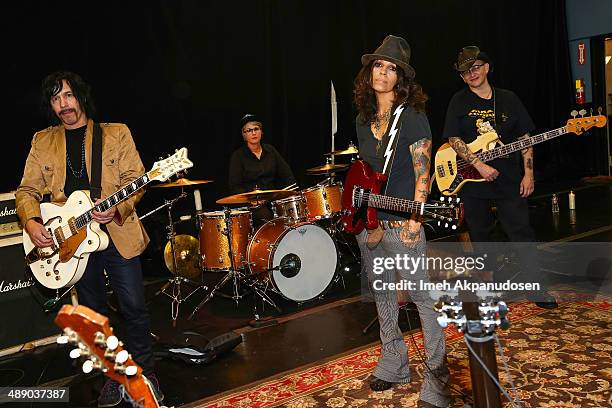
306 163 349 174
153 178 214 188
325 144 359 156
216 189 298 205
164 234 200 279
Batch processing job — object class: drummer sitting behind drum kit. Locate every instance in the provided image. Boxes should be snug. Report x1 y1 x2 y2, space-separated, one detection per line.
228 113 297 227
188 113 355 304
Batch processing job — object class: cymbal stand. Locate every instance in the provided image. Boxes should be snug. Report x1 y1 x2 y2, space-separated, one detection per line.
143 191 206 325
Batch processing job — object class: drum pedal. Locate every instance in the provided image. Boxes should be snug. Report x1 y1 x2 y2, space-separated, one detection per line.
248 317 279 328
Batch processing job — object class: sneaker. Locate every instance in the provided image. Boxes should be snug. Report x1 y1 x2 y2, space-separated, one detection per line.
98 379 122 407
147 374 164 403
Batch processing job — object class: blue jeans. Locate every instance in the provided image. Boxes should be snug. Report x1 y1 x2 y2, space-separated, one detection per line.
76 238 153 377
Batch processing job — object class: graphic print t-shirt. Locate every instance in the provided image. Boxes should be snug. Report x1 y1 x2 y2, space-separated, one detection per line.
443 88 535 198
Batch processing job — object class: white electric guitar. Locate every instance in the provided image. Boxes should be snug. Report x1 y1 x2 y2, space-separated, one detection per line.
23 148 193 289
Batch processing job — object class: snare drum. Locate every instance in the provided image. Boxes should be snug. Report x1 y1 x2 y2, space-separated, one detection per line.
302 183 343 221
271 195 308 222
247 218 337 302
198 210 252 270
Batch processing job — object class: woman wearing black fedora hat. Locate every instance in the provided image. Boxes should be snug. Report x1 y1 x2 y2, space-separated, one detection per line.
353 35 451 407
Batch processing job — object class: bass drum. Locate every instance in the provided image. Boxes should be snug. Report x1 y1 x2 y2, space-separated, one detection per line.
247 218 337 302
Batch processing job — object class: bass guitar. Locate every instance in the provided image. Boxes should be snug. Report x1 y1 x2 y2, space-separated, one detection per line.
434 111 607 195
341 160 462 234
23 148 193 289
55 304 163 408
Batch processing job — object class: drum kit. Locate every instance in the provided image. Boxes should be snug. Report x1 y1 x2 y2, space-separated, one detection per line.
146 144 360 324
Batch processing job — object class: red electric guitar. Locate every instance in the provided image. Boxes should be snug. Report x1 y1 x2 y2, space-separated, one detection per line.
341 160 463 234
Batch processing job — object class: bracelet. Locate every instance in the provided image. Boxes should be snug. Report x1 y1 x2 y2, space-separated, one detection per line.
469 157 479 165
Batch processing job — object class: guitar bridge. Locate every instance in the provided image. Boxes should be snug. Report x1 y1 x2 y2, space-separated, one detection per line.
25 245 59 265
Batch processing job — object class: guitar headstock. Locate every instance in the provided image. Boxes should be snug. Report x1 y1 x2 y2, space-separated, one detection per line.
148 147 194 182
54 305 160 408
566 109 607 135
423 196 464 230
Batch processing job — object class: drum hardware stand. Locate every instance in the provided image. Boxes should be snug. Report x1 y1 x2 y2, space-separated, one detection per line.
141 191 207 326
189 207 252 319
245 278 281 327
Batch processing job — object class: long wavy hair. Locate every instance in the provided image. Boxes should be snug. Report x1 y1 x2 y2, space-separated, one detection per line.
353 60 428 125
40 71 96 124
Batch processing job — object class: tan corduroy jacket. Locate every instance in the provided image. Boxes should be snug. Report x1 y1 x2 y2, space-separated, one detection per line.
16 119 150 259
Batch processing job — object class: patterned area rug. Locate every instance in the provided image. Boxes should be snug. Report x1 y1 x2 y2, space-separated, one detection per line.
192 300 611 408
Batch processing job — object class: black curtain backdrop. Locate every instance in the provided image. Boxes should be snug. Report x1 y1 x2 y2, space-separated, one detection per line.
6 1 580 227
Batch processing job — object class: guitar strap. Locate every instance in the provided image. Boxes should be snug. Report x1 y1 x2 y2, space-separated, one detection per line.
90 123 103 201
381 104 407 196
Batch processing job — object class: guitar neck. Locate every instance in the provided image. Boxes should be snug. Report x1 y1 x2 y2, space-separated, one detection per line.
75 172 153 230
367 193 423 215
476 126 567 163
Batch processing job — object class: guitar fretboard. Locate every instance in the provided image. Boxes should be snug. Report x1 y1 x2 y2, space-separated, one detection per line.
475 126 567 163
74 173 151 229
366 193 423 214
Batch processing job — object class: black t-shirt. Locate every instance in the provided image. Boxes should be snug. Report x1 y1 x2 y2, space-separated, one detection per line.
228 144 296 194
356 105 432 221
64 125 90 197
442 87 535 198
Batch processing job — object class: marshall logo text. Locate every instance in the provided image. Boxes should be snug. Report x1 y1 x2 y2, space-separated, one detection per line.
0 207 17 217
0 279 35 293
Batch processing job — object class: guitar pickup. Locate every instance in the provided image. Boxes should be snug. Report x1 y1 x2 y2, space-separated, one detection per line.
436 164 445 177
446 161 455 175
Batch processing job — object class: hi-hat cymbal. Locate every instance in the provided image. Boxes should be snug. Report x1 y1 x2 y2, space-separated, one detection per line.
153 178 214 188
325 144 359 156
216 189 298 205
306 163 349 174
164 234 200 279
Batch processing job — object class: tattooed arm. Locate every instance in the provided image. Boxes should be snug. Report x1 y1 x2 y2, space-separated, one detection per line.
400 137 431 246
518 133 534 197
448 136 499 182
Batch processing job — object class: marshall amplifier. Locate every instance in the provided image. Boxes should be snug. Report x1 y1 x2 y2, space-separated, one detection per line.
0 192 22 237
0 235 66 354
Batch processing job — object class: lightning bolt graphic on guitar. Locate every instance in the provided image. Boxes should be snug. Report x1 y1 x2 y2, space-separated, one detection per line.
382 104 405 174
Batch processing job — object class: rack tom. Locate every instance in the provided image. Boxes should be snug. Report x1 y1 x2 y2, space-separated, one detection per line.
302 183 343 220
271 195 307 222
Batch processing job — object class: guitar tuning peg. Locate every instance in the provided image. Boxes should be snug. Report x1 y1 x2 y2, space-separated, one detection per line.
452 225 457 230
57 335 69 345
125 366 138 376
589 107 593 116
94 332 106 347
598 106 602 115
116 350 129 364
69 348 82 359
444 222 449 228
437 221 441 226
579 109 587 117
570 110 578 118
106 336 119 351
82 360 94 374
440 196 445 201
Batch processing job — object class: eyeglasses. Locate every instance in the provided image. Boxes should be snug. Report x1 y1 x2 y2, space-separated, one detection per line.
460 63 484 77
243 127 261 134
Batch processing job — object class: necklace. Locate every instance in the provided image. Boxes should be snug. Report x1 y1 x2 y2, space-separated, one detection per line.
373 108 391 154
67 133 86 178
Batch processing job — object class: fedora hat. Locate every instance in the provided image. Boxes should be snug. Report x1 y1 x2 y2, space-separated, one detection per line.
453 45 492 72
361 35 416 79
